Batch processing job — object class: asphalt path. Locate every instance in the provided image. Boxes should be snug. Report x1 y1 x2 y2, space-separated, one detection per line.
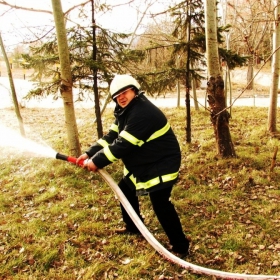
0 77 277 109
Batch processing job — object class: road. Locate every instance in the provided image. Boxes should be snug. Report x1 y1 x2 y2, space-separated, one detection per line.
0 76 277 109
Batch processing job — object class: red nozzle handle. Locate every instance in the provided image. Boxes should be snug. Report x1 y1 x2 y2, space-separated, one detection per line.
56 153 84 166
67 156 78 164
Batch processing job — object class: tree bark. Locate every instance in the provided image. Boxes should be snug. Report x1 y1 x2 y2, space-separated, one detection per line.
204 0 236 158
91 0 103 138
185 1 191 143
207 76 236 157
246 61 254 90
267 0 280 134
0 33 25 137
192 77 199 111
51 0 81 156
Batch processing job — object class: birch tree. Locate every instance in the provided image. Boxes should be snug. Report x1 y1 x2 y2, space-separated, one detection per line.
51 0 81 156
0 33 25 137
204 0 236 157
267 0 280 134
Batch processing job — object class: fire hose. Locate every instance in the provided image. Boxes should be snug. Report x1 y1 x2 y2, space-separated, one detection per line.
56 153 279 280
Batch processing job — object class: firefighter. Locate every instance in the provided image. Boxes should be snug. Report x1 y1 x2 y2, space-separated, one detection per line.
77 74 189 256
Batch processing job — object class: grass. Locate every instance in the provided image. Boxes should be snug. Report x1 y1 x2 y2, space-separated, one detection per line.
0 105 280 279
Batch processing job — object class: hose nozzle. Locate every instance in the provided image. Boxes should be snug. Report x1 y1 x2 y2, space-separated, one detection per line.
55 152 84 166
56 153 68 161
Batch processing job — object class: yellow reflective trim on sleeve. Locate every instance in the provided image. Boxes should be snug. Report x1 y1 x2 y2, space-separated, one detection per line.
120 131 145 147
146 122 170 142
103 146 118 162
129 174 137 186
124 166 129 176
97 139 109 147
110 123 119 133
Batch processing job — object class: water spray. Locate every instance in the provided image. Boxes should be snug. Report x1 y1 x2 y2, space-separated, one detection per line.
55 152 279 280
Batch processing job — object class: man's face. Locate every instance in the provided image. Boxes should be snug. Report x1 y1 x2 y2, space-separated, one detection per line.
115 88 136 108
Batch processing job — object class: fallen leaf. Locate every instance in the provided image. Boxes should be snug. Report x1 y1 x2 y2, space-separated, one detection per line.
121 257 132 265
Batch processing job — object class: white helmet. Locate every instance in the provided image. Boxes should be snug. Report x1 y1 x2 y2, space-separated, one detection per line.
110 74 140 99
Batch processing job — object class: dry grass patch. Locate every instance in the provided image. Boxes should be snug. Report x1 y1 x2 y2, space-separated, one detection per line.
0 106 279 279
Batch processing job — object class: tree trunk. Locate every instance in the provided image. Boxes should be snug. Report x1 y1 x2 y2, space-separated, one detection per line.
185 86 191 143
91 0 103 138
0 33 25 137
247 61 254 90
204 0 236 158
228 68 233 116
51 0 81 156
177 79 180 108
192 77 199 111
207 76 236 157
268 0 280 134
185 1 191 143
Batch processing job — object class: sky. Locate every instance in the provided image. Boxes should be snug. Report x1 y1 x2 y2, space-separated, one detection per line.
0 0 179 52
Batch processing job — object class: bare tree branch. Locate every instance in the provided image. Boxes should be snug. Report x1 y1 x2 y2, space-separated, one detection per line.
0 1 52 14
64 0 91 16
128 0 157 47
0 0 92 16
23 27 56 44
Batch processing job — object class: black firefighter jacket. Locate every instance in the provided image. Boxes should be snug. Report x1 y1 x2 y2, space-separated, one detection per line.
86 92 181 194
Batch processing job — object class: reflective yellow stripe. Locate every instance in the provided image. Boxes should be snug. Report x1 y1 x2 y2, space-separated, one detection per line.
124 167 179 190
97 139 109 147
120 131 145 147
124 166 129 176
119 122 170 147
103 146 118 162
129 174 137 186
110 123 119 133
146 122 170 142
136 177 161 190
162 172 179 182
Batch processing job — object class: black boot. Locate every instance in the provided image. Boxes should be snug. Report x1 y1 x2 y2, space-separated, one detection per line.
171 237 190 257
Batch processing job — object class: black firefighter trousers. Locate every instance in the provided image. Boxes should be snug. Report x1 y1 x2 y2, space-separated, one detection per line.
118 178 189 253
